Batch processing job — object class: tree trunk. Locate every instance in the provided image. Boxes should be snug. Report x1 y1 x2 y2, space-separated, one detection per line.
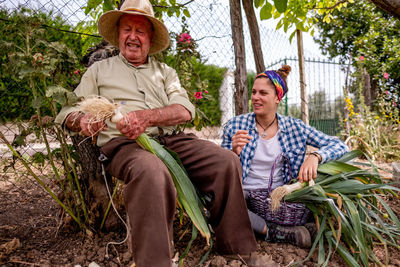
242 0 265 74
71 135 120 230
363 69 372 107
230 0 248 115
72 41 121 231
297 30 309 125
371 79 379 107
369 0 400 19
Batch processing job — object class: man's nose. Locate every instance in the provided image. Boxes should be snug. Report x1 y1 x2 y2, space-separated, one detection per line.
128 31 139 40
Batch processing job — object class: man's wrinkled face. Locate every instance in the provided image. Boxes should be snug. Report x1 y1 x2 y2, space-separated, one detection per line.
118 14 153 67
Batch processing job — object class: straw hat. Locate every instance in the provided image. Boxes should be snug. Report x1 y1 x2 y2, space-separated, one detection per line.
98 0 170 55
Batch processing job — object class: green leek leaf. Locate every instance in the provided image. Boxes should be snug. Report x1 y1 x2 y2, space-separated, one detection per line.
136 134 211 244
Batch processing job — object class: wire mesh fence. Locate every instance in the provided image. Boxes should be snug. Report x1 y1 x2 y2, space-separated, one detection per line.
0 0 349 176
268 57 347 136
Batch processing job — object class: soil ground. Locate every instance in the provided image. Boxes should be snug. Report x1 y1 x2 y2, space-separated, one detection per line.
1 160 400 267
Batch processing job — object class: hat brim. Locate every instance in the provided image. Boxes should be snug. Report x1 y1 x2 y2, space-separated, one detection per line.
98 10 170 55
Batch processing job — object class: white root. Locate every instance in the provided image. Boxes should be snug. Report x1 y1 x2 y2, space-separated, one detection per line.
270 182 306 212
77 96 122 123
111 106 123 123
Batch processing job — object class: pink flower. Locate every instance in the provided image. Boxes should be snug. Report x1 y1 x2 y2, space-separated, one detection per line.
384 73 389 79
359 56 365 61
33 53 44 63
194 91 203 100
385 91 389 95
204 90 208 94
178 33 192 44
74 69 81 75
394 102 397 107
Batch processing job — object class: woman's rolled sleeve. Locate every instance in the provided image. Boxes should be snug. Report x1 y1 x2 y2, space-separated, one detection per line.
304 123 349 163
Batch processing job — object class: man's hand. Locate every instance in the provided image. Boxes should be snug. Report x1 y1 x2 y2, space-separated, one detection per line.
297 154 319 182
232 130 252 156
79 113 107 137
117 110 151 140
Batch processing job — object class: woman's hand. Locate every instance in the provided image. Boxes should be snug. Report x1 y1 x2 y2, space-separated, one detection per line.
232 130 252 155
297 154 319 182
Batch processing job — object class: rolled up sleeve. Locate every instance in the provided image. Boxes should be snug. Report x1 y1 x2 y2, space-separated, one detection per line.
164 67 195 119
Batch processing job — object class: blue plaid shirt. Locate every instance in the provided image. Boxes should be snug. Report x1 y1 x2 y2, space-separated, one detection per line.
222 113 349 184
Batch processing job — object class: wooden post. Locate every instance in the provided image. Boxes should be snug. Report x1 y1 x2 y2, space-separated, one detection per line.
363 68 372 107
242 0 265 74
229 0 248 115
296 30 309 124
344 54 352 135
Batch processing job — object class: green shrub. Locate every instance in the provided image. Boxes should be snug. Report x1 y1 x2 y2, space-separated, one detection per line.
192 60 226 126
0 7 84 122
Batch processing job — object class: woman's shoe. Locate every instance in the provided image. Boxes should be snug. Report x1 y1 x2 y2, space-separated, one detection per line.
265 225 311 248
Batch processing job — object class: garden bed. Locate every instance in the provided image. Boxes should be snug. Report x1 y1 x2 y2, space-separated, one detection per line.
1 161 399 267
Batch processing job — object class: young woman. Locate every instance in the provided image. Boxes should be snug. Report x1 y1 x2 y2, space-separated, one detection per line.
222 65 349 248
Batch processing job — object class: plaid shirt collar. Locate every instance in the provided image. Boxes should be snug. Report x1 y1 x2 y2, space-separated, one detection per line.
248 112 288 134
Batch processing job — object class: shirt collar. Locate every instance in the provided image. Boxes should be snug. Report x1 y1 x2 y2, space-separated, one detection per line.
119 53 152 69
250 113 257 130
277 113 287 133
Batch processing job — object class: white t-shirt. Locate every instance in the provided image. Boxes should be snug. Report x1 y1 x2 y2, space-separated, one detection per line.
242 133 285 191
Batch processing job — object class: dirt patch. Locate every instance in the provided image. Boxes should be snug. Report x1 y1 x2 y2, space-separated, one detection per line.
1 161 400 267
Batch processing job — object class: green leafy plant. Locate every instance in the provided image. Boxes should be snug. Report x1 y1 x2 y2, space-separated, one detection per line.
0 7 90 229
0 7 84 122
340 58 400 161
284 150 400 266
136 134 211 245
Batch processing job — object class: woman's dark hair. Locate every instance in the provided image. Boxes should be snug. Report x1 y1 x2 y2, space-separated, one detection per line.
276 65 291 93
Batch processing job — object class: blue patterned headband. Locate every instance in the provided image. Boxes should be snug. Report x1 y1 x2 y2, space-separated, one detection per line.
256 71 288 101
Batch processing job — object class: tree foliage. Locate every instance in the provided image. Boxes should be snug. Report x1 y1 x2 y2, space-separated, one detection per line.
313 0 400 112
255 0 355 40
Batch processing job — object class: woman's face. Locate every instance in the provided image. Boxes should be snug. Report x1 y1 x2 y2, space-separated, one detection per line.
251 77 280 116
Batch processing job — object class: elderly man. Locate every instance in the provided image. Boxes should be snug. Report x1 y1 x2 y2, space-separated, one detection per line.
56 0 268 266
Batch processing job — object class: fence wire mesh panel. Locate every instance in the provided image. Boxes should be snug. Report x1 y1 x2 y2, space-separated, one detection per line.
267 58 346 136
0 0 347 176
3 0 95 30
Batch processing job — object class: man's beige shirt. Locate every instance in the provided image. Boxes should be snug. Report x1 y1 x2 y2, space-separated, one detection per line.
56 54 195 147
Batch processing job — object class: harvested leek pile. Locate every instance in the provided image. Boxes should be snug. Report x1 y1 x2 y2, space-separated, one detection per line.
280 150 400 267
